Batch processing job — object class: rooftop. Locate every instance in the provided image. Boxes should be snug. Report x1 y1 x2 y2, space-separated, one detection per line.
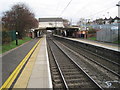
39 18 63 22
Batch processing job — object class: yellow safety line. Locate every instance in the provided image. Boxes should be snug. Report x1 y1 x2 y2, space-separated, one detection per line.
13 37 43 88
0 38 42 90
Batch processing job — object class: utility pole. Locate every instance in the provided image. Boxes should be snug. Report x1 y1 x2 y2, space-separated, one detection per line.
116 1 120 18
116 1 120 45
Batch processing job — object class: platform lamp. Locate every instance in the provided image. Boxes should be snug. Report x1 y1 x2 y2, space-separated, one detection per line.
16 31 18 45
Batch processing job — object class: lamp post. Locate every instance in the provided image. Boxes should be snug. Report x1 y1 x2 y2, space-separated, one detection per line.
116 1 120 18
16 31 18 45
116 1 120 43
85 19 89 39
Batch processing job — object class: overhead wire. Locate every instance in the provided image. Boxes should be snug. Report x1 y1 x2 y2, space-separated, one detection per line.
59 0 73 17
73 1 92 17
79 0 118 19
69 0 118 24
84 5 116 19
55 0 73 26
55 0 118 25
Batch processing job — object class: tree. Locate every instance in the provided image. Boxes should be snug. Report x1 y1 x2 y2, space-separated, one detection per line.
94 18 104 25
2 3 38 39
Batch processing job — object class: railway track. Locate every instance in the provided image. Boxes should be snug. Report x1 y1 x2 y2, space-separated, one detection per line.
56 37 120 76
47 37 102 89
52 37 120 88
47 41 65 89
55 39 120 77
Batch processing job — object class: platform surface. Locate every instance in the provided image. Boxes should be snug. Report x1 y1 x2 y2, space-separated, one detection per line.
70 38 119 52
54 35 119 52
13 35 52 88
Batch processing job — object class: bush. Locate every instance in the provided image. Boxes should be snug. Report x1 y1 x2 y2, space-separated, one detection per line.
2 31 12 44
88 28 96 34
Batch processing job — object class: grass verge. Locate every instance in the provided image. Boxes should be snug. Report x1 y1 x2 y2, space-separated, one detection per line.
112 40 120 44
87 37 120 44
87 37 96 40
0 37 32 54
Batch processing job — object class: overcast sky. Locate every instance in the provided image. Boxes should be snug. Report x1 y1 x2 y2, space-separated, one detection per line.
0 0 119 24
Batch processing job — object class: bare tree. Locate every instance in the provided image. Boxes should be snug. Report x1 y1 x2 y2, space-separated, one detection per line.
2 3 38 39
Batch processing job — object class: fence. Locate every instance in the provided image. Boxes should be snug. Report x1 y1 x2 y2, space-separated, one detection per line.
88 23 119 42
1 30 16 44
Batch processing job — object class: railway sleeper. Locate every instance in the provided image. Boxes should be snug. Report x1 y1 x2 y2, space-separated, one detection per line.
53 83 65 88
66 79 89 83
65 76 87 80
63 72 80 75
62 70 80 73
61 69 78 71
52 72 60 75
65 75 84 78
53 79 62 83
52 69 59 72
52 76 61 80
59 64 75 67
67 82 96 88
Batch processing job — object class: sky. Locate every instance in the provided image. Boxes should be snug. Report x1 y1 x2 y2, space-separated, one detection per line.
0 0 119 24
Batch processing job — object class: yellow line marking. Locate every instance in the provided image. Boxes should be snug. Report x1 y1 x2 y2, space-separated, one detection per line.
13 38 43 88
0 38 42 89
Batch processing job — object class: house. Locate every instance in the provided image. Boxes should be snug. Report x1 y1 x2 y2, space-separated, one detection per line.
113 16 120 24
63 19 70 28
38 18 64 29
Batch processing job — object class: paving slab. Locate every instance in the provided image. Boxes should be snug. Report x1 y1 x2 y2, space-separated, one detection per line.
13 38 42 88
27 35 52 88
13 35 52 88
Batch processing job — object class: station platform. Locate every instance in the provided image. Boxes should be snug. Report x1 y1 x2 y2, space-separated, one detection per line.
54 35 119 52
70 38 119 52
13 35 52 88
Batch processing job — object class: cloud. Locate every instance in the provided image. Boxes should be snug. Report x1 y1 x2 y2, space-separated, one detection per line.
0 0 119 23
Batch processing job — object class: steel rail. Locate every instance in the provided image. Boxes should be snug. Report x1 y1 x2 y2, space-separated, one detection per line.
52 39 103 90
55 36 120 66
56 40 120 78
79 45 120 66
48 40 69 90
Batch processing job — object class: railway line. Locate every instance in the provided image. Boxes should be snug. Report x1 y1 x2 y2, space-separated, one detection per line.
56 38 120 76
47 35 120 89
55 37 120 76
47 37 102 89
1 34 119 89
55 39 120 87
